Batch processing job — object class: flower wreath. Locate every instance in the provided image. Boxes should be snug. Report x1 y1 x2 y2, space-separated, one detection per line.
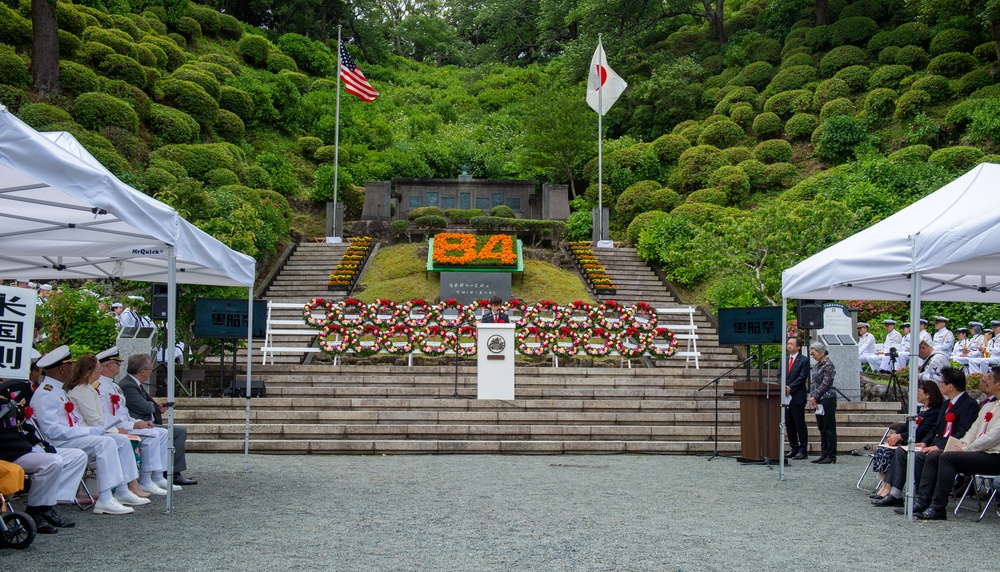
582 327 617 356
550 327 580 357
303 298 333 329
631 302 658 332
591 300 630 331
507 298 530 326
417 325 456 354
528 300 564 330
384 325 415 354
364 299 398 327
647 327 679 357
331 298 367 327
455 325 478 356
564 300 593 330
433 299 473 328
349 325 385 357
318 324 353 356
516 326 551 356
616 327 647 358
401 299 432 328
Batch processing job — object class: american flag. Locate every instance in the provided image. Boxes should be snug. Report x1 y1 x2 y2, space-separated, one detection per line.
339 44 379 102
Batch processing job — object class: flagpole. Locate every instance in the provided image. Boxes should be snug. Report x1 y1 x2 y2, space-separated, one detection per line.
596 35 603 244
329 25 342 242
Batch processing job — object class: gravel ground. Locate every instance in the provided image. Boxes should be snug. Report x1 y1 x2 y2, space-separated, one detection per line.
3 452 994 571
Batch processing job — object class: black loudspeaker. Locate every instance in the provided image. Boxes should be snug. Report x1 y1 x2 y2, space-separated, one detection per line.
227 379 266 398
151 283 177 320
796 299 824 329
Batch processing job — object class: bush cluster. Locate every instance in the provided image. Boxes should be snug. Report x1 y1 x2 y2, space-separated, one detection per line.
444 209 487 223
72 92 140 135
753 139 793 164
752 112 783 137
926 52 977 79
237 34 274 67
159 79 219 126
784 113 819 140
170 65 221 100
819 45 867 77
764 89 814 118
147 103 200 145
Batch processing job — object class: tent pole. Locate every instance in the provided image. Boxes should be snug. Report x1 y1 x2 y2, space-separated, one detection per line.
779 298 788 481
244 285 253 474
905 272 922 520
166 245 176 514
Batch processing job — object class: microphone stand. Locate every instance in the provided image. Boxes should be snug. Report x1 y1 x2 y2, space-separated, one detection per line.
699 356 753 461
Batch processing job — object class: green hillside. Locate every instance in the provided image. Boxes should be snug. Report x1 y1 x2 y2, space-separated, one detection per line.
2 0 999 321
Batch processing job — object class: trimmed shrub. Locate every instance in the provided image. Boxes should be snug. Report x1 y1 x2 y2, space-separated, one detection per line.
867 22 932 51
72 92 139 134
910 75 952 104
826 16 879 48
55 3 87 36
219 14 243 40
0 4 32 47
703 114 730 126
763 65 817 98
685 187 727 206
143 66 162 88
267 52 298 74
974 42 997 63
888 144 933 163
214 109 245 142
813 78 851 108
763 89 814 118
820 97 855 121
139 167 177 194
930 29 975 57
17 103 73 130
0 46 30 89
981 154 1000 165
313 145 338 163
135 43 159 67
278 70 310 93
819 45 867 77
784 113 819 140
651 133 691 165
142 36 186 71
98 78 151 121
187 4 220 36
615 181 676 227
174 16 202 42
205 168 241 188
82 27 137 60
895 45 929 70
926 52 978 79
678 123 703 144
444 209 487 224
753 111 783 137
159 79 219 126
971 85 1000 99
753 139 793 164
218 86 254 123
944 99 983 130
256 152 298 195
697 119 745 149
709 165 751 205
968 99 1000 144
721 146 751 165
192 61 235 85
150 143 246 181
868 64 912 89
408 206 447 221
957 69 993 96
714 86 760 115
147 103 200 145
490 205 515 218
765 162 799 188
142 12 168 35
674 145 727 192
277 33 335 77
737 158 768 190
864 88 898 120
237 35 274 67
728 61 774 90
626 210 670 246
169 65 221 100
245 165 272 190
780 53 815 70
97 54 146 89
148 158 188 180
298 136 323 157
414 215 448 231
58 60 99 94
878 46 901 65
128 13 152 34
894 89 931 120
0 85 27 112
311 78 337 92
815 115 868 164
58 30 82 58
137 41 167 69
199 53 242 76
928 146 984 172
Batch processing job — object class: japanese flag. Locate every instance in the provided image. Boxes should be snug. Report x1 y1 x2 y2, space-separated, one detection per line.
586 41 627 115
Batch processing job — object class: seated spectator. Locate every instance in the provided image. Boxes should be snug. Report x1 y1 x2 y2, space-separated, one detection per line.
857 323 876 372
870 380 944 499
879 322 912 372
969 321 1000 374
911 365 1000 520
873 368 979 507
917 340 950 384
951 328 979 372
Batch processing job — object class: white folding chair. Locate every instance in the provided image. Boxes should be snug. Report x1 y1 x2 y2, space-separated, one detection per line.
954 474 999 521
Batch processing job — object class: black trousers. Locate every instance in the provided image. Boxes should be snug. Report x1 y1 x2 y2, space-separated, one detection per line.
815 397 837 457
927 451 1000 511
785 403 808 454
888 447 928 491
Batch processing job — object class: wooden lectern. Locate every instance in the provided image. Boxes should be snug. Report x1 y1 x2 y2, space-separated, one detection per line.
732 381 781 463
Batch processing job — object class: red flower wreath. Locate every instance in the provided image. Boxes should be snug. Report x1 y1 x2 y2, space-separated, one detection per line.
630 302 658 332
383 325 415 354
616 326 647 358
507 298 530 326
648 327 679 357
582 327 616 356
455 325 478 356
564 300 592 330
303 298 333 329
364 299 398 327
401 299 432 328
417 325 456 354
550 327 580 357
516 326 551 356
433 299 473 328
350 325 385 357
318 324 353 356
528 300 564 330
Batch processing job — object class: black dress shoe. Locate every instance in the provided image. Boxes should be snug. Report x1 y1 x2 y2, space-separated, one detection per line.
816 456 836 464
869 492 886 499
173 474 198 486
40 508 75 528
793 452 807 460
811 455 828 464
872 495 904 507
915 506 947 520
27 512 58 534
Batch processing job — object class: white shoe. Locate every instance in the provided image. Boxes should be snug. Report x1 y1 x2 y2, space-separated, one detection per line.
154 479 182 492
114 490 151 506
93 497 135 515
138 481 168 496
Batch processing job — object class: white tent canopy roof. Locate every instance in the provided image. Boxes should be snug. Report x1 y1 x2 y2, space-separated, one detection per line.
782 162 1000 302
0 106 254 287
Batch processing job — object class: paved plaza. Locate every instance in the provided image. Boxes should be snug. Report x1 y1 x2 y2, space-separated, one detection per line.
5 453 993 571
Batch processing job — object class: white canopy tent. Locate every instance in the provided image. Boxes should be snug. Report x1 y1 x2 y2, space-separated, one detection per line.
0 106 257 512
781 162 1000 518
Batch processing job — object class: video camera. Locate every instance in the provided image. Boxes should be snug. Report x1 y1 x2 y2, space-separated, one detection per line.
888 346 898 361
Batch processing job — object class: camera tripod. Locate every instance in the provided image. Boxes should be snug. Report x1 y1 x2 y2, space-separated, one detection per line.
883 353 907 411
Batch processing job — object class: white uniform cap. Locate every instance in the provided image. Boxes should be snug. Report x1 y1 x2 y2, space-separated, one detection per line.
39 284 52 291
36 345 72 369
96 347 121 363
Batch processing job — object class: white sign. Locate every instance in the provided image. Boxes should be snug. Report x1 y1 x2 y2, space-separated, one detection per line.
0 286 37 380
817 302 854 338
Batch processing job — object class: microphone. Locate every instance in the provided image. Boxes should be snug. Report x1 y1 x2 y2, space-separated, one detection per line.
764 357 778 365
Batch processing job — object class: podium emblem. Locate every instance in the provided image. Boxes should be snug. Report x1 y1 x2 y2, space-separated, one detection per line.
487 334 506 353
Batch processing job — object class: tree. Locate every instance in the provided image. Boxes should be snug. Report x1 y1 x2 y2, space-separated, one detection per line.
907 0 1000 63
519 85 596 197
816 0 829 26
661 0 726 43
30 0 60 95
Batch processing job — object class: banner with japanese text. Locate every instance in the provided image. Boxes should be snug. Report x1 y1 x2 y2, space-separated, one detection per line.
0 285 36 380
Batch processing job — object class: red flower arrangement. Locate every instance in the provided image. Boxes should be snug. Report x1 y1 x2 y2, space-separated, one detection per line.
417 326 456 354
24 405 33 420
303 298 333 328
455 325 478 356
331 298 367 326
582 328 616 356
401 299 432 328
64 401 75 426
565 300 593 330
516 326 551 356
550 327 580 357
110 394 121 416
383 325 415 354
432 233 518 267
318 324 352 356
631 302 658 332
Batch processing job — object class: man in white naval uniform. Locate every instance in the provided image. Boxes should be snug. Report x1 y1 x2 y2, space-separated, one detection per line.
951 328 979 373
28 346 140 515
932 316 954 354
857 322 877 372
918 318 933 346
970 321 1000 375
917 340 951 384
868 319 903 372
95 347 178 494
969 322 986 355
880 322 912 371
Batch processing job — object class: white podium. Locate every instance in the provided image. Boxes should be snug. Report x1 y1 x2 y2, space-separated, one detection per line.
476 323 515 399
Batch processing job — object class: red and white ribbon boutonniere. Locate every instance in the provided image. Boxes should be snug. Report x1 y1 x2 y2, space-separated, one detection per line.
944 411 956 437
64 401 75 426
110 394 121 416
24 405 34 420
981 411 994 437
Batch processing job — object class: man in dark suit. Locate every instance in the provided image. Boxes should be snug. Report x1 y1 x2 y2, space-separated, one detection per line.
874 367 979 507
785 337 810 459
120 354 197 486
481 295 509 323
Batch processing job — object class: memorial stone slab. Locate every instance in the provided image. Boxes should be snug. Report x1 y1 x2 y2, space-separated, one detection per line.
441 272 511 307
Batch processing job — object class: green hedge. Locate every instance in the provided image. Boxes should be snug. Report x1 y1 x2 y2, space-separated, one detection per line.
276 33 334 77
149 143 246 181
219 14 243 40
97 54 146 89
813 78 851 108
414 215 448 231
626 210 669 246
820 98 855 121
237 34 274 67
141 36 186 71
867 22 932 51
697 119 745 149
444 209 487 223
926 52 977 79
819 45 867 77
0 45 30 89
785 113 819 140
763 65 817 98
930 29 975 57
928 146 984 172
174 16 202 42
187 4 220 36
82 26 137 60
0 85 27 112
895 45 929 70
72 92 140 134
728 61 774 90
199 53 242 75
218 86 254 123
674 145 727 192
833 65 871 93
816 115 868 164
864 88 898 120
957 69 993 96
169 65 221 100
147 103 200 145
193 61 235 84
139 167 177 194
490 205 516 218
214 109 245 142
205 167 241 188
651 133 691 165
17 103 73 130
753 139 793 164
910 74 952 104
0 4 32 48
868 64 912 89
710 165 751 205
722 146 751 165
58 30 82 58
752 111 782 137
159 79 219 126
266 52 298 74
894 89 931 120
888 144 933 163
764 89 814 118
407 206 446 221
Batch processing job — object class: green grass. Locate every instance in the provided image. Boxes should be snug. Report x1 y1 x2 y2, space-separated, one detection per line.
356 243 595 304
